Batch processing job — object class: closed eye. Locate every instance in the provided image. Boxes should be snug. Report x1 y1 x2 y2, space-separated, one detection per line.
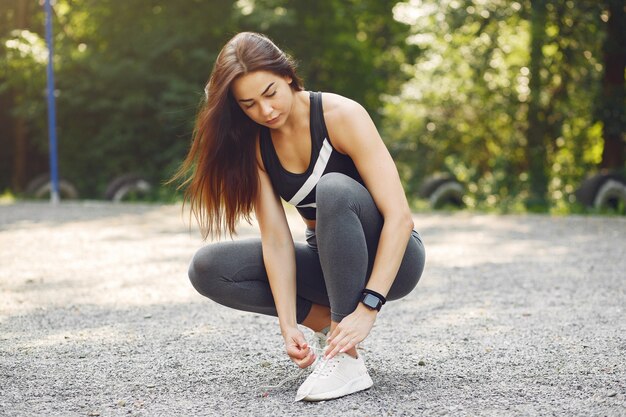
244 90 276 109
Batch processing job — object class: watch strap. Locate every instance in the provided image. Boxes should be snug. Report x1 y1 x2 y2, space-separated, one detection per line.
362 288 387 305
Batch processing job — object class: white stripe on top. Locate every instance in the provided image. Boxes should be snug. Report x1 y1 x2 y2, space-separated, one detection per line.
288 138 333 207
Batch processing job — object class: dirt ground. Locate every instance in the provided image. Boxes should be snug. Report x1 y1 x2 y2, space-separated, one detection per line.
0 201 624 416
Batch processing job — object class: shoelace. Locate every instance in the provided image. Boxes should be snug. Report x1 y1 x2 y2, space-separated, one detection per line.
259 335 327 395
308 354 341 379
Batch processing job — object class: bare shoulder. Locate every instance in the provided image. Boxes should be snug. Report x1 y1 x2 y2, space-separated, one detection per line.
320 92 368 124
321 92 377 154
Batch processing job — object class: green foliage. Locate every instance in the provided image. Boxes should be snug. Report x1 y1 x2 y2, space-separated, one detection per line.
384 0 614 212
0 0 411 198
48 0 237 197
0 1 237 196
229 0 418 206
232 0 417 120
0 0 622 212
0 189 16 204
0 28 48 150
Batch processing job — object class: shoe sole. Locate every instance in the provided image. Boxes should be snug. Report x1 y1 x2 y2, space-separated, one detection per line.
302 374 374 402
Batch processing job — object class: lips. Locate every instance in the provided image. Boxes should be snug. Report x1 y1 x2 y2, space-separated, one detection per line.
266 114 280 125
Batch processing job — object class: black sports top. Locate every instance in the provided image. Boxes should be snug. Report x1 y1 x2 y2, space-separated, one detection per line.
260 91 364 220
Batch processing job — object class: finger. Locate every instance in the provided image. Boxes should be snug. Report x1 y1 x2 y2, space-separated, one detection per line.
325 343 344 360
287 345 308 360
339 339 356 354
295 349 316 368
326 327 343 346
325 334 351 359
327 329 337 343
325 333 340 352
295 349 310 360
328 324 344 342
301 351 316 368
327 328 349 348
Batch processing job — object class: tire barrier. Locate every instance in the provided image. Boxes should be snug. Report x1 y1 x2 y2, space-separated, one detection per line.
575 173 626 211
419 175 465 209
104 174 152 202
25 174 79 199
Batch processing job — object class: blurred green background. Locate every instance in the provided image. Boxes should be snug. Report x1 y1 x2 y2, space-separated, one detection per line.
0 0 624 213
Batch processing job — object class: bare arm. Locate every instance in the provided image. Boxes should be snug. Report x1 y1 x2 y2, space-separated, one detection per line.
254 144 316 368
324 95 414 357
326 95 414 298
254 165 298 330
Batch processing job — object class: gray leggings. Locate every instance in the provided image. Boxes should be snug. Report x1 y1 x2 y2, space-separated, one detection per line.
188 173 426 323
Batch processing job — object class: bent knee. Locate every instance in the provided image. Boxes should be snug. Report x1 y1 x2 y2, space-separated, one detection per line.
317 173 355 195
387 238 425 300
188 246 223 298
316 173 365 211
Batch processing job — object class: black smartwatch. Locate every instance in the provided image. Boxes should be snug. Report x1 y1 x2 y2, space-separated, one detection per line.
360 289 387 311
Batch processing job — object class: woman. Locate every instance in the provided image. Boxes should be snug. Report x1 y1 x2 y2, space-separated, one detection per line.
174 32 425 402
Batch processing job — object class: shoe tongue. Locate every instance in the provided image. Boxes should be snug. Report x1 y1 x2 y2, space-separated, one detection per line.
312 333 328 351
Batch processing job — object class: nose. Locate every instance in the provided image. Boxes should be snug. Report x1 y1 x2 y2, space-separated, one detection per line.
260 100 273 117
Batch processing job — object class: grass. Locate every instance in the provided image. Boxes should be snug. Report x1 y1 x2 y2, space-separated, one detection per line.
0 190 16 205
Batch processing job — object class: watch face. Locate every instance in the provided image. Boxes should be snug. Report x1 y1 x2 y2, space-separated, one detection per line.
363 293 380 309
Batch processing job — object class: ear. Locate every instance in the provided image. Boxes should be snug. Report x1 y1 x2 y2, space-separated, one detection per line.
285 75 293 85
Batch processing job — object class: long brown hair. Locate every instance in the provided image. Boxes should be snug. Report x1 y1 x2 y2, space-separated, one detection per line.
171 32 304 239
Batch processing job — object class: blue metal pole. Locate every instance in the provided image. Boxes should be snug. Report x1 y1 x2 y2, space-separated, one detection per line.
45 0 60 204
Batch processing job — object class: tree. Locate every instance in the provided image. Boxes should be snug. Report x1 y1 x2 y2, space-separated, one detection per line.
598 0 625 170
0 0 47 192
0 1 414 198
1 0 238 197
234 0 417 122
384 0 609 211
525 0 548 209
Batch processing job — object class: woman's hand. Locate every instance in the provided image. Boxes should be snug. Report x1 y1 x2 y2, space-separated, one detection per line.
325 304 377 360
282 326 316 369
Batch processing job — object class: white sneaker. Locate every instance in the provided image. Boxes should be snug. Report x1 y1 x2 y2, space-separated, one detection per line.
259 329 328 394
295 352 373 402
310 330 328 355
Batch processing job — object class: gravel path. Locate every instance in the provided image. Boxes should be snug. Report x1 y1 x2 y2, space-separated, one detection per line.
0 201 624 416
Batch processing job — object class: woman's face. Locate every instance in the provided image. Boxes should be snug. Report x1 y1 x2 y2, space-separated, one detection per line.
231 70 294 129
